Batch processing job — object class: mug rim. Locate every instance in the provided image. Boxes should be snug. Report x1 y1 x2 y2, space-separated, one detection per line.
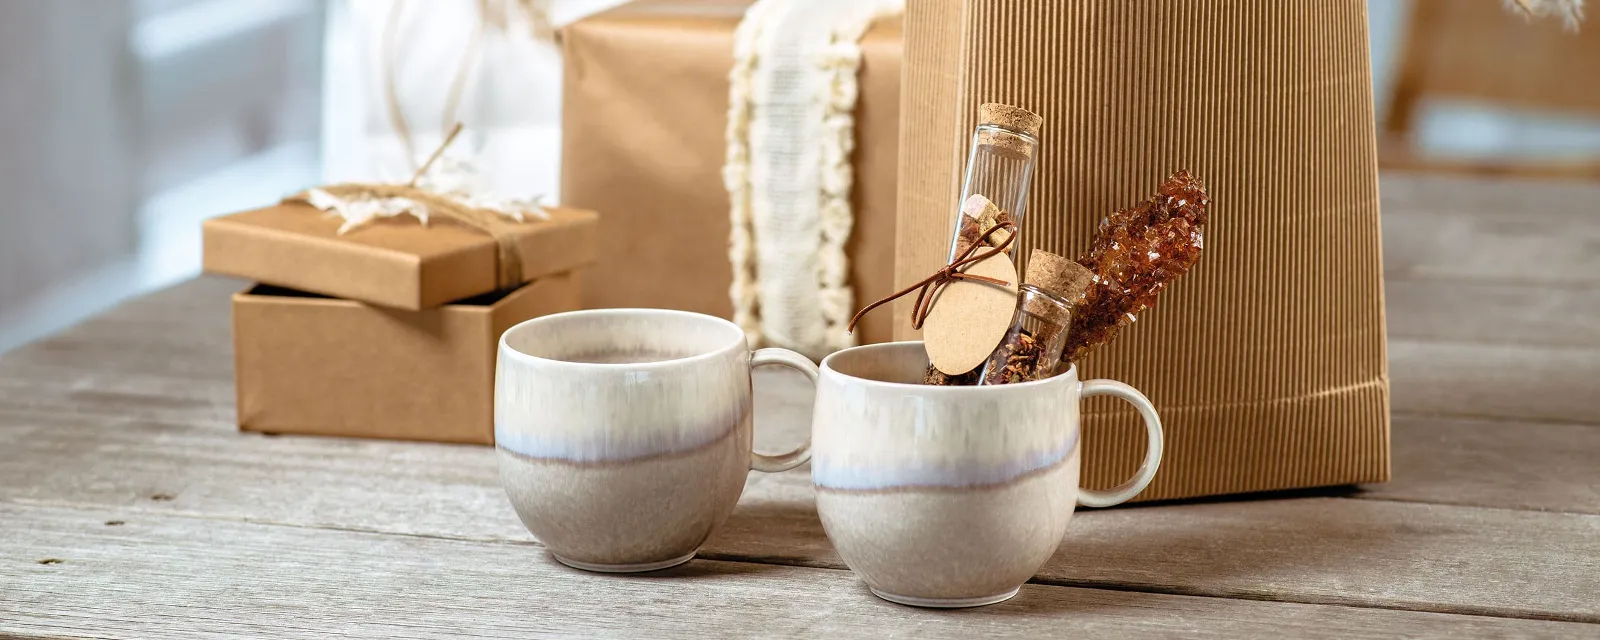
498 308 747 371
820 340 1078 390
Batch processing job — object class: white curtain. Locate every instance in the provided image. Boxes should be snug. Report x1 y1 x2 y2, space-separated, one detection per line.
319 0 630 201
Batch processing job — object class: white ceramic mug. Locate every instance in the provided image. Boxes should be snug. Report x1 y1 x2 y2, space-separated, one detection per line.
495 309 815 573
811 341 1163 607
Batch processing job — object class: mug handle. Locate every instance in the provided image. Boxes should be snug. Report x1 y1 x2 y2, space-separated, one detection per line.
748 348 817 473
1076 379 1165 508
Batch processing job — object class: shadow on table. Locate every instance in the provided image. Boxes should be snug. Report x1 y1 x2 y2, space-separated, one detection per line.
540 548 797 581
702 481 1423 615
702 499 840 568
1047 483 1417 604
1120 484 1364 508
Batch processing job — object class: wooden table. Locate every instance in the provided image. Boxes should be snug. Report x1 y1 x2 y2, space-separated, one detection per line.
2 174 1597 638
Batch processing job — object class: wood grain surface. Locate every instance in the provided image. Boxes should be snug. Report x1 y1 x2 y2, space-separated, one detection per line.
1389 340 1600 424
1 173 1597 637
3 402 1599 623
9 503 1596 640
1384 279 1600 347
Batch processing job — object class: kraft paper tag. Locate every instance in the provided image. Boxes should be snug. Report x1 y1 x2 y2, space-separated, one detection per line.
923 252 1020 375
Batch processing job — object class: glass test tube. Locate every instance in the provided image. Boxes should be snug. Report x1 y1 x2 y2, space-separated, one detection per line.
978 284 1073 385
944 103 1042 274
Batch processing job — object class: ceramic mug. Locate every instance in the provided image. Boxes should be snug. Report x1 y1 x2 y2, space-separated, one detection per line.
812 341 1163 607
495 308 815 573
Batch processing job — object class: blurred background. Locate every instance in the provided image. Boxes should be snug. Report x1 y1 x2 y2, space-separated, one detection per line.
0 0 1595 354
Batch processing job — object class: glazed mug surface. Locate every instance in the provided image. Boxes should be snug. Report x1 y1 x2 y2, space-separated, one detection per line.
495 308 815 573
812 341 1163 607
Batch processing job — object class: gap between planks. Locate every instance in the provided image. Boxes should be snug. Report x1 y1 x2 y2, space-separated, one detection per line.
4 500 1597 637
1339 495 1600 518
1016 576 1600 626
1391 410 1600 429
0 392 1593 624
2 437 1597 624
1388 339 1600 424
14 494 1579 626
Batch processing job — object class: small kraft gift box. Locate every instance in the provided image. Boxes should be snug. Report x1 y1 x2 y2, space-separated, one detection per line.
203 191 598 444
897 0 1390 502
561 0 902 359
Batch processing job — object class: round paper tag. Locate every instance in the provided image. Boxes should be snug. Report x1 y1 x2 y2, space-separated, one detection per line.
922 253 1020 375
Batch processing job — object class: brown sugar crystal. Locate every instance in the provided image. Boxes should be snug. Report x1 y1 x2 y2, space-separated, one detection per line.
961 194 1013 249
1061 170 1210 365
952 213 984 257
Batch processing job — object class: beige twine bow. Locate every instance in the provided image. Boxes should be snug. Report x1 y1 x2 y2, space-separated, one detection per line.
286 123 530 291
845 221 1017 334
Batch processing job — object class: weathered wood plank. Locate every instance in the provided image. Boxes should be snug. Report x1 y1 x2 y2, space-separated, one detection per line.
0 369 234 429
0 275 240 365
0 412 526 542
1366 415 1600 514
1379 174 1600 285
1 276 1596 623
1382 211 1600 285
1389 339 1600 424
3 408 1599 622
708 473 1600 623
1379 173 1600 222
8 357 1597 531
3 503 1593 640
1385 278 1600 348
1384 278 1600 424
0 277 239 427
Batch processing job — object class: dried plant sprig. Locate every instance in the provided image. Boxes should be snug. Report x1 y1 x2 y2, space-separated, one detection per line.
292 123 549 236
1504 0 1586 31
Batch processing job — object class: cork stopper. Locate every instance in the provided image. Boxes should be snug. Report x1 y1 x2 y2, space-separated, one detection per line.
1021 249 1088 346
979 103 1042 138
976 103 1042 159
1025 249 1094 302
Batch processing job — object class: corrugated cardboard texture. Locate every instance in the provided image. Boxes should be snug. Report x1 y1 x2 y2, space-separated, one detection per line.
898 0 1390 501
560 10 902 345
233 273 580 444
204 204 598 310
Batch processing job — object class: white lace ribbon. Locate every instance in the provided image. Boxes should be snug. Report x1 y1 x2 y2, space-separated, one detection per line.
724 0 903 359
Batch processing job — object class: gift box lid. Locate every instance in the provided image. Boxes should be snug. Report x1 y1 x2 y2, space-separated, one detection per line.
203 202 598 310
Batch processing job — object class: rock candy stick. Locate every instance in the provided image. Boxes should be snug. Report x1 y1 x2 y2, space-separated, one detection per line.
1062 170 1210 365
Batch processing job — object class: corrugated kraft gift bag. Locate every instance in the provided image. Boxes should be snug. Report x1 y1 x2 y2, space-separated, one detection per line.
896 0 1389 502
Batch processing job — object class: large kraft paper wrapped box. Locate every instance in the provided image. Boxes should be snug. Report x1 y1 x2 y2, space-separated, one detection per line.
560 6 902 345
204 202 597 443
897 1 1389 501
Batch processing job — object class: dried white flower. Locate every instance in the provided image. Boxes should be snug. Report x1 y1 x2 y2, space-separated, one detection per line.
416 155 549 224
299 153 548 235
301 188 427 234
1504 0 1586 30
295 122 550 235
